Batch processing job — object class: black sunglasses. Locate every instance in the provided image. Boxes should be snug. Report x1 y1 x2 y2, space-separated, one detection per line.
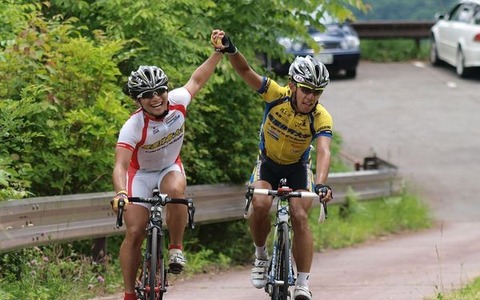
136 87 168 99
297 83 324 96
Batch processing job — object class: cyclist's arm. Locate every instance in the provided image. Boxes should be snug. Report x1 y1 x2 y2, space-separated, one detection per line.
210 29 263 91
112 146 133 194
183 51 223 98
315 136 332 186
227 51 263 91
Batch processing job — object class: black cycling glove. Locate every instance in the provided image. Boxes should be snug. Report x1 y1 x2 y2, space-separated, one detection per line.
217 35 237 55
314 183 332 199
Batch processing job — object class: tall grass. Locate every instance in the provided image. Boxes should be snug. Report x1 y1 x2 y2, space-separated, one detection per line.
0 242 123 300
360 38 430 62
429 277 480 300
310 192 431 250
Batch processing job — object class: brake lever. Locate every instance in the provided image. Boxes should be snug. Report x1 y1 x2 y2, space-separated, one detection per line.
116 198 126 228
244 186 254 219
318 187 330 221
322 200 328 218
188 201 195 229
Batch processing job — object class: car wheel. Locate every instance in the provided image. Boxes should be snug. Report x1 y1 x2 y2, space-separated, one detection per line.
429 37 442 66
345 68 356 78
456 47 471 78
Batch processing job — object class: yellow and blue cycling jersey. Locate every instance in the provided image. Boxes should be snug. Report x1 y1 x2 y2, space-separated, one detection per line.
257 77 333 165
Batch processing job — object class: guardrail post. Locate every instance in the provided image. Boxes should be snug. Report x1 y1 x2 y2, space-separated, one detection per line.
92 237 107 264
415 38 421 52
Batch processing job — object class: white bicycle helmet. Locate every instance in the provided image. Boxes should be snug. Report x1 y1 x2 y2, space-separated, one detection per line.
288 55 329 88
126 66 168 97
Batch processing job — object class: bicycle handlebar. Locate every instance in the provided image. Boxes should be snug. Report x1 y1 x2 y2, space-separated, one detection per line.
252 188 319 199
115 195 195 229
244 187 328 222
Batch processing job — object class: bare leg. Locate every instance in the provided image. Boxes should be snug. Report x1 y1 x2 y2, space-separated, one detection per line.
120 204 149 293
249 180 274 248
290 197 314 273
161 171 187 246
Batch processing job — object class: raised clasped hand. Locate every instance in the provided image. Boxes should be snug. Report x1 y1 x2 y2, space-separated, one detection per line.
210 29 226 51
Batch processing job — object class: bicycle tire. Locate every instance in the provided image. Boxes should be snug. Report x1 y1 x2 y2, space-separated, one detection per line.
136 231 153 300
149 227 160 300
159 233 166 300
272 222 290 300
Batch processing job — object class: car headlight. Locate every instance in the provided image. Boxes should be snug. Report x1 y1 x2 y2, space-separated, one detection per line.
341 36 360 49
278 38 292 50
292 42 303 52
278 37 304 52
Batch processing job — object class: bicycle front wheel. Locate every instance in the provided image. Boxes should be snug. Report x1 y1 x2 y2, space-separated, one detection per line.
148 227 162 300
272 222 290 300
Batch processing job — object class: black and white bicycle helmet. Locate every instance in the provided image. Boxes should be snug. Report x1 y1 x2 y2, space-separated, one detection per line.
126 66 168 97
288 55 330 88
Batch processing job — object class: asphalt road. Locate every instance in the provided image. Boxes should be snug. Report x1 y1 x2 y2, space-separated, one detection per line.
95 61 480 300
325 61 480 223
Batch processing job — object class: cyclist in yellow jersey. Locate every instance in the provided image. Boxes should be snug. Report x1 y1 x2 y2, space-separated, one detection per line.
211 29 334 300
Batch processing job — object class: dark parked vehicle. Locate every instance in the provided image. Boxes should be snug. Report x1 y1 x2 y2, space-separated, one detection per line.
269 22 361 78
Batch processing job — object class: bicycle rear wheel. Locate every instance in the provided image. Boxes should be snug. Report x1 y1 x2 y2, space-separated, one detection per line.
271 222 290 300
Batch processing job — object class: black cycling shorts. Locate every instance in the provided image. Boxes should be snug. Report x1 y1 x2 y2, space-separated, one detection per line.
249 154 314 191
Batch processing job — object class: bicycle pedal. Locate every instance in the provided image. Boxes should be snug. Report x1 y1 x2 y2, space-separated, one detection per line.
168 264 184 275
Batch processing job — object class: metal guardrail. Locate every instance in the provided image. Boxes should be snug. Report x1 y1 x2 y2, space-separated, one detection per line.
0 157 401 254
350 20 435 49
351 21 434 39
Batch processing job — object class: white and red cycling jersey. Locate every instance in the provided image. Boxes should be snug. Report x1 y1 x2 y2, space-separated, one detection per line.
116 87 191 173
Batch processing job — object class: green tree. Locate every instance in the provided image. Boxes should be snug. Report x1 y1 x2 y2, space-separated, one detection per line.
0 2 130 197
1 0 368 197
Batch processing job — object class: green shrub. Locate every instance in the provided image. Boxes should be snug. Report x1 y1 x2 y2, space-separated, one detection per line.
360 39 430 62
0 243 122 300
0 3 130 197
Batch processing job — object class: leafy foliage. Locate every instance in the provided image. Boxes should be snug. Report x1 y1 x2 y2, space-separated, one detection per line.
0 2 130 197
1 0 367 197
0 94 43 199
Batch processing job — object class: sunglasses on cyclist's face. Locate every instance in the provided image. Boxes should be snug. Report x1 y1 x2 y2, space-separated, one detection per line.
296 83 324 96
136 87 168 100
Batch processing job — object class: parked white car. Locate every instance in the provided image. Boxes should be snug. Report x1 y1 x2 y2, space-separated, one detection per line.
430 0 480 77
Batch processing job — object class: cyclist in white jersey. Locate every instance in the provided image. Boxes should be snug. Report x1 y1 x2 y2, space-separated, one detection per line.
111 51 223 300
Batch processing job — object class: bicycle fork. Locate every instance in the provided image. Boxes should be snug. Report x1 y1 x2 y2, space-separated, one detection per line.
138 223 166 299
266 222 295 297
278 223 296 286
277 201 296 287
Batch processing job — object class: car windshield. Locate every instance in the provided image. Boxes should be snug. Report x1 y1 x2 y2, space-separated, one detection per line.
308 25 348 37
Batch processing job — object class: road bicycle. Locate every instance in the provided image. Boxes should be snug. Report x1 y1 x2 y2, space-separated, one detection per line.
244 179 328 300
115 189 195 300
